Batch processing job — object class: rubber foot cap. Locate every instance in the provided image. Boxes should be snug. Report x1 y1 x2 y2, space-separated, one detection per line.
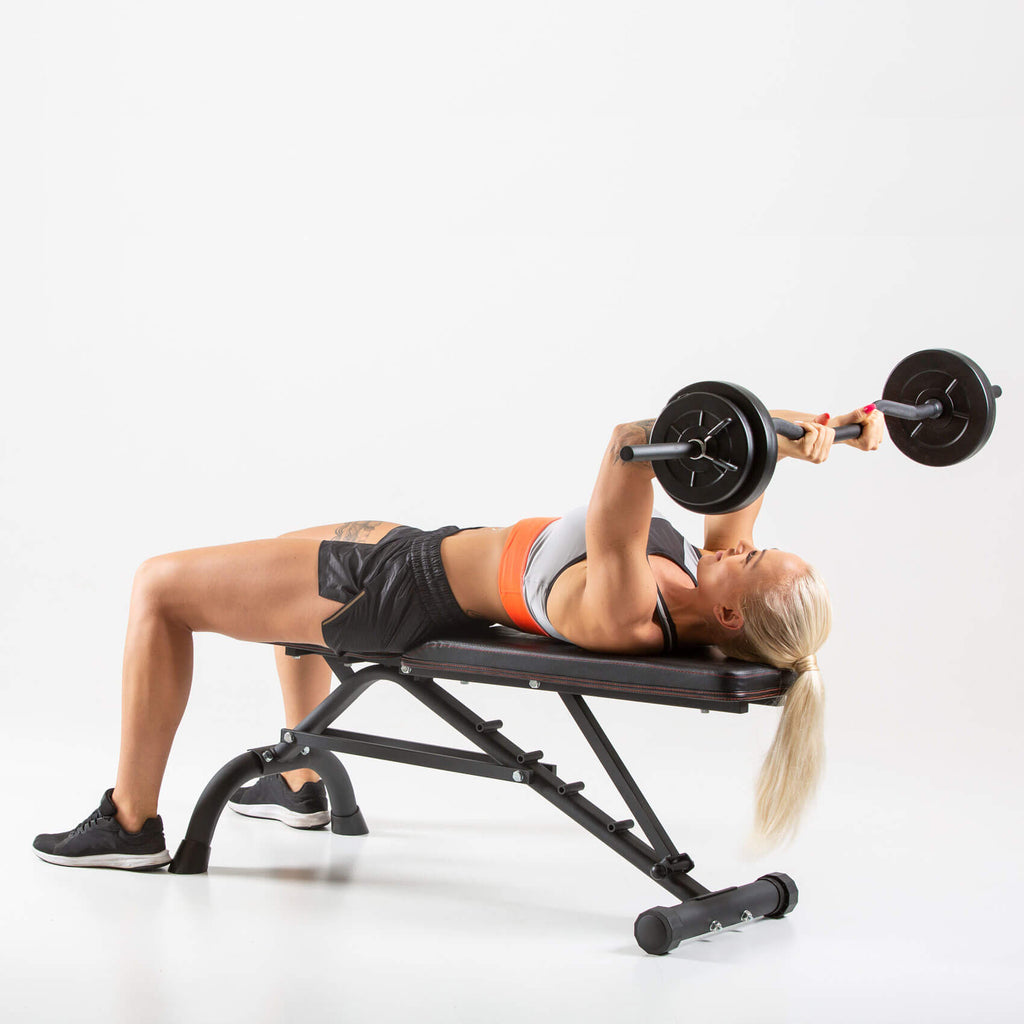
168 838 212 874
331 806 368 836
634 910 673 955
759 872 799 917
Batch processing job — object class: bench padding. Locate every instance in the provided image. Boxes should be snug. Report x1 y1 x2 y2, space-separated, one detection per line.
281 625 793 712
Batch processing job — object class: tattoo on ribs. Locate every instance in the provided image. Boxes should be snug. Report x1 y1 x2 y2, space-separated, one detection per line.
334 520 385 542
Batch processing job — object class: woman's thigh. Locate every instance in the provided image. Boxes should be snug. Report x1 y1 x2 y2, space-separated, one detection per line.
279 520 404 544
137 538 343 646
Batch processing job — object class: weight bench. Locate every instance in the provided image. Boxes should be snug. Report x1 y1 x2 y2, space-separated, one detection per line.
169 626 799 954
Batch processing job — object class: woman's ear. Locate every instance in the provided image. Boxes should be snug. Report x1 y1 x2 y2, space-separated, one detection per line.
714 603 744 632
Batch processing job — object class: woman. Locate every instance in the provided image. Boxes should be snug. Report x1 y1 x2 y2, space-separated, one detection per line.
33 404 884 869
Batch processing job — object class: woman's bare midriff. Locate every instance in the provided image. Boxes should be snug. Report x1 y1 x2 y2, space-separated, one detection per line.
439 527 516 628
439 526 594 633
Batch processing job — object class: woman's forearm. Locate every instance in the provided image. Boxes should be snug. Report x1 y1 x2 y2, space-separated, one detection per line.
703 490 765 550
701 408 828 549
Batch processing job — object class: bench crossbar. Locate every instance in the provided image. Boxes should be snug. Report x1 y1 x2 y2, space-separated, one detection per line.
292 726 558 783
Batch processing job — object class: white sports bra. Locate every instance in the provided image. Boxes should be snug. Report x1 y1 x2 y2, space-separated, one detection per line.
521 505 702 652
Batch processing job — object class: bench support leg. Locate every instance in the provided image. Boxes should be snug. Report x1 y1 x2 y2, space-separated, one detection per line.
170 661 372 874
171 654 798 952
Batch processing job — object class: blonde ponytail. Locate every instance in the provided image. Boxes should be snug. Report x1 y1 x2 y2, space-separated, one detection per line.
748 662 825 854
717 564 832 855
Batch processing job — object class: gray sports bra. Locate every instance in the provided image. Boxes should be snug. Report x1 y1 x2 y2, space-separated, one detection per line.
522 505 702 652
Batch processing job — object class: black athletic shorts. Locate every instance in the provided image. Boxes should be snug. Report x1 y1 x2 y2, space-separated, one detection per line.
317 524 492 656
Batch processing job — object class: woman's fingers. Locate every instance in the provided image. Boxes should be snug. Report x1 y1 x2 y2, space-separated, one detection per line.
791 420 836 463
815 421 836 461
828 405 885 451
860 406 885 450
780 406 885 460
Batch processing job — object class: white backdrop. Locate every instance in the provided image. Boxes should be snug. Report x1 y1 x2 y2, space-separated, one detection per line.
2 2 1022 1022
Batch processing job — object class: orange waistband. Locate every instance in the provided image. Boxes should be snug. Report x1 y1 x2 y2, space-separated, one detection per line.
498 516 560 636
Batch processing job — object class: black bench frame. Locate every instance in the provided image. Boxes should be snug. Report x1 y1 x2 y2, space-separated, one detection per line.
169 639 798 954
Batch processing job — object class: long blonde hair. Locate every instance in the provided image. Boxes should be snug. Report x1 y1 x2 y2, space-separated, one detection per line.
717 563 832 855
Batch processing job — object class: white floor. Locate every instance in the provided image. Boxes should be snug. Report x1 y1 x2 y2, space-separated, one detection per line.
7 669 1023 1024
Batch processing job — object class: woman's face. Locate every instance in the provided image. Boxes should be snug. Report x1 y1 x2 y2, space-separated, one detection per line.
696 544 806 610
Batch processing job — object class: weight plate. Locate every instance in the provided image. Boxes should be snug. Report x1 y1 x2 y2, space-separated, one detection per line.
881 349 998 467
651 381 778 514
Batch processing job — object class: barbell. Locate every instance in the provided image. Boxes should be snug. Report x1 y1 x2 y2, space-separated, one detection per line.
619 349 1003 515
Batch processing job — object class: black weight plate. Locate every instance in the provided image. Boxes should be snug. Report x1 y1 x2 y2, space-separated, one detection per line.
651 381 778 514
881 349 998 467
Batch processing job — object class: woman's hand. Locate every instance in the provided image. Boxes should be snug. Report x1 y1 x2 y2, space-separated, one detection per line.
777 413 836 464
828 405 885 452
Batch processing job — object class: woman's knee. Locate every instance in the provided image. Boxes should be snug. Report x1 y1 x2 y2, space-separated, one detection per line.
130 554 186 621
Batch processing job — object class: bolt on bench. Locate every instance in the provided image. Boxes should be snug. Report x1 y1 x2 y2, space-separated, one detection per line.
169 626 799 954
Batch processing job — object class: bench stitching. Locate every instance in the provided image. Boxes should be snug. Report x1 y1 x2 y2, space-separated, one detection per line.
406 641 782 680
400 657 784 702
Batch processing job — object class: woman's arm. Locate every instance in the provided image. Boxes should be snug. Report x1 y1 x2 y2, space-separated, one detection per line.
566 421 661 651
701 404 883 551
702 408 831 552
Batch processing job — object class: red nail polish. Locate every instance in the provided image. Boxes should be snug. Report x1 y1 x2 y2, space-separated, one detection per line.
863 404 876 414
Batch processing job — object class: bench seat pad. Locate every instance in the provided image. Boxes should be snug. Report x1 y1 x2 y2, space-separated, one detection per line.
276 627 792 709
395 626 792 708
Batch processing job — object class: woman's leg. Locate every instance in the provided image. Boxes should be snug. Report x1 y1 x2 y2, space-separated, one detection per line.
272 521 402 791
112 537 349 832
273 646 332 791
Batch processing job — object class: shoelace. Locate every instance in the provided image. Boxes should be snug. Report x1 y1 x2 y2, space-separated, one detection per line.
66 808 108 839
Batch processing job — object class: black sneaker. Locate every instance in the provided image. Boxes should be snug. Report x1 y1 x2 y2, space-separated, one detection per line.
228 775 330 830
33 789 172 870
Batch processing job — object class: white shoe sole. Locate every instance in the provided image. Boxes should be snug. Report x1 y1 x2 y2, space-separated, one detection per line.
33 849 171 869
227 801 330 829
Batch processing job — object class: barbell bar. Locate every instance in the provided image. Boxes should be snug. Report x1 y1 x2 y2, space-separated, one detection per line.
621 396 944 462
618 349 1003 515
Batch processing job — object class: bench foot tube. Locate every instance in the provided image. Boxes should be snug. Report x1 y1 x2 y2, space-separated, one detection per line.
169 751 265 874
302 748 368 837
634 872 798 954
169 744 368 873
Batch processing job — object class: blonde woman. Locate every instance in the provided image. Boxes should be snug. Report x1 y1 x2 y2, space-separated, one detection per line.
33 405 884 869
